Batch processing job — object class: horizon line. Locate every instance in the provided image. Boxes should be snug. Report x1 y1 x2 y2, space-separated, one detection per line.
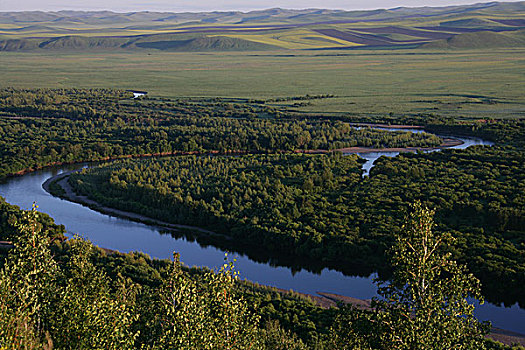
0 0 520 15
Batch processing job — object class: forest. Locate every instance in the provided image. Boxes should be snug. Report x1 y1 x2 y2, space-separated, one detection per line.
0 88 524 348
68 146 524 306
0 88 443 178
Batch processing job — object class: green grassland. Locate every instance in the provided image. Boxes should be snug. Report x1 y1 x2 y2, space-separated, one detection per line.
1 2 523 119
1 48 523 119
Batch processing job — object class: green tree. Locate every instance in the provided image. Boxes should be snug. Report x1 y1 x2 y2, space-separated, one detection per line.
149 253 262 350
327 304 374 350
372 202 489 349
0 207 138 350
49 237 138 350
0 205 56 350
259 320 308 350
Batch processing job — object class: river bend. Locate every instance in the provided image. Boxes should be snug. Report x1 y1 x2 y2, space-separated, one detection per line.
1 130 523 334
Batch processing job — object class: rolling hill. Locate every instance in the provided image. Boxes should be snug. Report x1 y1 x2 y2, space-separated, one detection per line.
0 1 523 51
421 29 525 48
132 36 279 51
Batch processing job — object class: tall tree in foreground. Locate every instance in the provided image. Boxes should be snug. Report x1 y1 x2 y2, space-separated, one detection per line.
373 201 489 349
148 253 263 349
0 206 56 349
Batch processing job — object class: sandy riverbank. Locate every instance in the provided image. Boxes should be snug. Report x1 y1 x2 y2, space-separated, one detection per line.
42 171 223 238
297 137 463 155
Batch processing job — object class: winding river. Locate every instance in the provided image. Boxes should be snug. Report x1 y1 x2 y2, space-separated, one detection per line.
1 130 524 334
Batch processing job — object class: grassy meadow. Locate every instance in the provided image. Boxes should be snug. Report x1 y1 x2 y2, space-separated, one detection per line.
1 48 524 119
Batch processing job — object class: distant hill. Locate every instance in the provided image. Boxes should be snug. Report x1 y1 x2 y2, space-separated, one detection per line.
0 39 39 51
439 18 504 28
422 29 525 48
0 2 523 26
38 36 128 50
0 1 524 51
0 34 279 52
133 36 279 51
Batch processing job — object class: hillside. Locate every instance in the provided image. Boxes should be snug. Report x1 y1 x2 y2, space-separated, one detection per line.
133 36 279 51
0 2 524 51
422 29 525 48
0 34 277 52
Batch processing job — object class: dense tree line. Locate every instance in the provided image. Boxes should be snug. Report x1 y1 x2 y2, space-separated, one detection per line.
69 145 524 306
69 154 367 267
0 88 444 178
363 146 525 304
426 119 525 148
0 115 442 179
0 88 132 120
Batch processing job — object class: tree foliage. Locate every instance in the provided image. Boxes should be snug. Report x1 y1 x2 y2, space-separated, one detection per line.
0 206 307 349
0 88 523 349
372 202 489 349
329 203 490 350
0 88 443 178
0 206 56 350
0 204 515 349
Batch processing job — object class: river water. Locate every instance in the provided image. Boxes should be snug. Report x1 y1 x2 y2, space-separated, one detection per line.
355 127 494 175
1 131 523 334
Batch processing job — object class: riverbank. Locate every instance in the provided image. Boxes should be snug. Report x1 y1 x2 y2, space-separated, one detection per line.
6 150 222 178
349 123 424 130
42 171 229 240
298 136 463 155
43 171 379 309
39 133 463 234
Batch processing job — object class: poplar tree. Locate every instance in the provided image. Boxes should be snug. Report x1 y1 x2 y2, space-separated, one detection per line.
373 202 489 349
